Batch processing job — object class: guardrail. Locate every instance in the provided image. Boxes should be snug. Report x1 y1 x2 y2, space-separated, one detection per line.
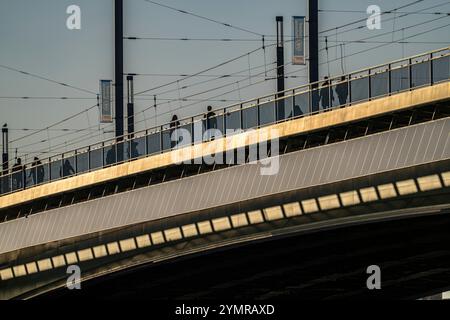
1 46 449 197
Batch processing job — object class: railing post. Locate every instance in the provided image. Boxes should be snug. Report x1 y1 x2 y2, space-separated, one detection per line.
430 54 434 85
328 82 332 109
220 113 224 138
223 108 227 137
47 157 50 180
277 97 280 122
145 130 148 155
87 146 91 171
240 104 243 130
61 154 65 178
22 166 25 191
190 120 194 145
348 76 351 106
101 143 105 167
160 126 163 154
308 85 312 114
388 64 392 95
74 150 78 174
256 99 260 127
292 90 295 118
409 58 413 89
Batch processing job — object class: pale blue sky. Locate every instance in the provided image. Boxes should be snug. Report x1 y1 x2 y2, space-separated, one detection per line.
0 0 449 163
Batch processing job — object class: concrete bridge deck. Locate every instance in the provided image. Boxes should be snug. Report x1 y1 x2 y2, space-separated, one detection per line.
1 81 449 210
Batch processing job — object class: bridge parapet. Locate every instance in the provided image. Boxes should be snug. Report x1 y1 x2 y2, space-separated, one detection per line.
1 47 449 208
1 81 449 210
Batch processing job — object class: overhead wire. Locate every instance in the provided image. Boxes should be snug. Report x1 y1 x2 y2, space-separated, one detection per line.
134 45 265 96
318 20 450 72
317 0 450 45
142 0 263 37
321 13 450 52
319 0 425 34
0 64 97 95
319 9 450 15
10 103 99 144
0 96 96 100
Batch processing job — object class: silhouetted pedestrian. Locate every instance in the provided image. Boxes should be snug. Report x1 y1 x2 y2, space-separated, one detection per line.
62 159 75 177
319 77 334 109
205 106 217 130
170 114 180 128
129 140 140 158
28 156 44 184
335 76 349 106
204 105 217 140
12 158 24 189
170 115 180 148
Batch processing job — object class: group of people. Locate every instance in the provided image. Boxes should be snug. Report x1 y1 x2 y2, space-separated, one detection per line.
168 105 218 147
9 156 76 189
9 157 43 189
104 141 141 166
168 77 349 137
318 76 349 109
169 105 217 131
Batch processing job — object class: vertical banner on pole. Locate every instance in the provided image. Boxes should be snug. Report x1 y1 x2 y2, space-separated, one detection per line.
292 16 306 65
100 80 113 123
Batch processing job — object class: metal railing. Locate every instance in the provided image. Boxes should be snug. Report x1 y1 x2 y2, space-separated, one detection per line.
1 46 449 197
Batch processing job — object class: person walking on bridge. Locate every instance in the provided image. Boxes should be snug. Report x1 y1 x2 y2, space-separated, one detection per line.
12 157 24 189
319 76 334 109
62 159 75 177
335 76 349 106
170 114 180 149
28 156 44 185
204 105 217 140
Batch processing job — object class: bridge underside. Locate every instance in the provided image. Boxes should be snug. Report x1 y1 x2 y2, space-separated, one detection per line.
2 164 450 299
38 206 450 300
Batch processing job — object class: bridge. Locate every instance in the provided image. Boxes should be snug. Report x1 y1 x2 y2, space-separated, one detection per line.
0 47 450 299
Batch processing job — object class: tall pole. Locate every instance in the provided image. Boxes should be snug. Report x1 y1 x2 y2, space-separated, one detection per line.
115 0 124 141
276 16 285 120
2 124 8 173
308 0 319 85
276 16 285 95
127 75 135 139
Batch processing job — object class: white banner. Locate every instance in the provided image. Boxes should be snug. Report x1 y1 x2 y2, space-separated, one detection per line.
100 80 112 123
292 16 306 65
